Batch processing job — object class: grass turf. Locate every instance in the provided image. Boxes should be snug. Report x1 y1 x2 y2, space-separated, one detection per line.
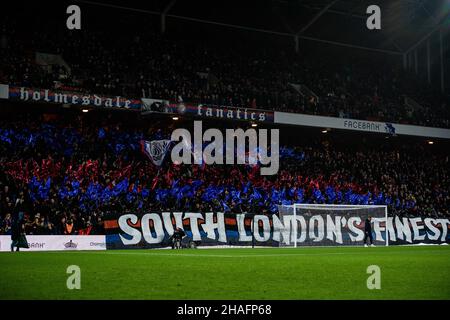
0 246 449 300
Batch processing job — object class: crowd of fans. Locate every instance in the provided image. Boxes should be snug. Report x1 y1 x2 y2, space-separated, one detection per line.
0 7 448 236
0 13 448 128
0 109 448 235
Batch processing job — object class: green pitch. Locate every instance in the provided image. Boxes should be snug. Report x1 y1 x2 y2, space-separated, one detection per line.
0 246 449 300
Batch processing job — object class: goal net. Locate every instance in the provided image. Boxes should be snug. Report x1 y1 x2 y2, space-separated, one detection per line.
277 204 388 247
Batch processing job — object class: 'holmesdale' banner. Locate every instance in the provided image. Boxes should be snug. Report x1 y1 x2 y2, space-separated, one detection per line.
9 86 142 110
104 212 450 249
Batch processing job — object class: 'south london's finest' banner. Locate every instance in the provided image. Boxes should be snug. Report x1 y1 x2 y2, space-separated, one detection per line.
104 212 450 249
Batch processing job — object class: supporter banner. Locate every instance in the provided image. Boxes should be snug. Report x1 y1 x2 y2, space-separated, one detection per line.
104 212 450 249
140 139 171 166
141 98 171 113
8 86 142 110
35 52 71 73
0 235 106 252
275 112 450 139
142 98 274 123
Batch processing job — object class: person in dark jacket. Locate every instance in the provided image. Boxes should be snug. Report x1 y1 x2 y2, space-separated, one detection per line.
170 227 186 249
11 198 29 252
363 216 374 247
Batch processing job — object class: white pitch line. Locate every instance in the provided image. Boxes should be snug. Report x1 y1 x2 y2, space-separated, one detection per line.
49 249 450 258
92 251 353 258
134 252 351 257
38 250 352 258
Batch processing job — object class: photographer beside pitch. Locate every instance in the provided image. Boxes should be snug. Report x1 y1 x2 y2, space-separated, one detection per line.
170 227 186 249
363 216 375 247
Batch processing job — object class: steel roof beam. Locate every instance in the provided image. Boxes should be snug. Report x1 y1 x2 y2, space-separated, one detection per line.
296 0 340 34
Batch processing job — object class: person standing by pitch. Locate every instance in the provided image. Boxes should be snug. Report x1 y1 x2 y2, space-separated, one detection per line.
363 216 375 247
10 197 29 252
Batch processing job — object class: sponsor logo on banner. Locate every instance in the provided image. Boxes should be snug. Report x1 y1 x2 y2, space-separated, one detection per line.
343 119 383 132
104 212 450 249
64 240 78 249
9 86 142 110
384 123 396 135
90 242 106 248
29 242 46 249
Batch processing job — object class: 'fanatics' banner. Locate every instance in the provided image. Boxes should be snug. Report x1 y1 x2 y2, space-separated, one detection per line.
104 212 450 249
141 98 275 123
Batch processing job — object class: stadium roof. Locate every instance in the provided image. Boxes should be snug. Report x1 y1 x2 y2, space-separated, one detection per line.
78 0 450 55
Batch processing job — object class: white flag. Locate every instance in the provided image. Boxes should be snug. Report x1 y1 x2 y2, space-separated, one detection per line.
140 139 171 166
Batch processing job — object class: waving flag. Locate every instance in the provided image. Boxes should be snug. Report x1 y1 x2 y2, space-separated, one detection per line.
141 139 171 166
384 123 396 136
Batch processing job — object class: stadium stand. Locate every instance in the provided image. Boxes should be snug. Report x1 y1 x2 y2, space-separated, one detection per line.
0 1 449 236
0 104 448 235
0 6 449 128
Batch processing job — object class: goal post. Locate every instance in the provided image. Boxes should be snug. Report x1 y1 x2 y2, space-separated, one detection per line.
277 204 388 247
